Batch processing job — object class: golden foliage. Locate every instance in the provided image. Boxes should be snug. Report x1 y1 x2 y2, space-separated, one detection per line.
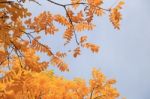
50 56 69 72
73 47 81 58
71 0 81 9
0 50 8 63
54 14 70 26
0 70 17 84
25 11 58 34
0 0 124 98
109 1 125 29
63 27 74 43
89 68 119 99
70 11 84 23
56 51 67 58
94 8 103 16
24 49 49 72
0 68 119 99
31 37 53 56
87 0 103 5
75 22 95 32
80 36 88 43
83 43 100 53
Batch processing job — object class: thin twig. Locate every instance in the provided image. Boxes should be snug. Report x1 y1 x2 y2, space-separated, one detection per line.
64 6 79 45
46 0 110 11
10 41 24 68
23 31 54 55
90 87 95 99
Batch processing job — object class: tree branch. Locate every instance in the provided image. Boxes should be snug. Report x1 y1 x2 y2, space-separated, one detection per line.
23 31 54 56
90 87 95 99
47 0 80 45
64 6 79 45
46 0 110 11
10 40 24 68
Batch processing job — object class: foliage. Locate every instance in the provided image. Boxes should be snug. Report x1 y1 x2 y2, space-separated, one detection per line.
0 67 119 99
0 0 124 99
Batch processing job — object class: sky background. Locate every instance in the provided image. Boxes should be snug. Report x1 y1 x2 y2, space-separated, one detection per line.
25 0 150 99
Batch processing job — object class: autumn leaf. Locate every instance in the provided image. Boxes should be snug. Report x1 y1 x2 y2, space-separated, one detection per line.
109 1 124 29
83 43 100 53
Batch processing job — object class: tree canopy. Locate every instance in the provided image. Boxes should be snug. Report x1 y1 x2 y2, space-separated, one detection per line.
0 0 124 99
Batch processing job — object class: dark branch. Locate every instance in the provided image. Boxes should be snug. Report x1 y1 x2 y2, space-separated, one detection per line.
64 6 79 45
46 0 110 11
23 31 54 55
47 0 64 7
90 87 95 99
10 40 24 68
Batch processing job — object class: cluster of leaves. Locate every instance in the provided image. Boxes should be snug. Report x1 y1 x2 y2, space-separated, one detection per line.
0 66 119 99
0 0 124 99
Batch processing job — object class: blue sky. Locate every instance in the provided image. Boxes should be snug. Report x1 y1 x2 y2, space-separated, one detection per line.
25 0 150 99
